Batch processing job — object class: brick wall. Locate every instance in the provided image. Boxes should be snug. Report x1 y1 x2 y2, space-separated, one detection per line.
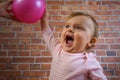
0 0 120 80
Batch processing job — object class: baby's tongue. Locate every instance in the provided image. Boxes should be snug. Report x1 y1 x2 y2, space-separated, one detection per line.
67 40 73 45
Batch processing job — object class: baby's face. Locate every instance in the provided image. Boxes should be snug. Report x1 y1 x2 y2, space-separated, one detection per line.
61 15 95 53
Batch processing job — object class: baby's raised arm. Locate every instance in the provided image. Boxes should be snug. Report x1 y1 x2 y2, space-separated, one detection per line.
40 10 49 31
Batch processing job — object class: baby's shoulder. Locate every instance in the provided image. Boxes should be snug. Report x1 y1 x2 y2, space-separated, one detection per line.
87 52 96 58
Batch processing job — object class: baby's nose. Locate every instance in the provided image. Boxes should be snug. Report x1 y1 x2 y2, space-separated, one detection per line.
69 29 74 33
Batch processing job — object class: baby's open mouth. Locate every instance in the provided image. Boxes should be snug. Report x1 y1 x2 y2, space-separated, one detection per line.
65 35 74 45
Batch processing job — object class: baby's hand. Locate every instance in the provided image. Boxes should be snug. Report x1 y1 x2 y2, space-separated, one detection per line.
0 0 17 21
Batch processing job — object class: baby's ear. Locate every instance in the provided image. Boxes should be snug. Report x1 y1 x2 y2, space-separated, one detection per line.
87 37 97 48
90 37 97 43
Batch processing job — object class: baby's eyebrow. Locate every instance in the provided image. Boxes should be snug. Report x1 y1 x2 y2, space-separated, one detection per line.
75 24 85 28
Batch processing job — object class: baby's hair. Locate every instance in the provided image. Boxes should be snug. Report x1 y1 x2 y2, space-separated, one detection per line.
67 12 99 38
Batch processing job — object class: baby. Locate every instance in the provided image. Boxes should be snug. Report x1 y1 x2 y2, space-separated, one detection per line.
0 1 107 80
41 11 107 80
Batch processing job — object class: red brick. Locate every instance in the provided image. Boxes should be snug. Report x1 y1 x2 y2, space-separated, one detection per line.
13 27 22 32
7 64 17 70
29 78 39 80
108 5 117 10
66 1 82 5
114 11 120 15
94 44 109 50
1 27 12 32
0 33 15 38
0 21 7 26
41 64 51 70
110 45 120 49
36 57 52 63
26 44 45 50
104 70 115 76
98 21 106 26
18 64 29 70
21 38 31 43
55 27 63 32
51 5 61 10
30 64 40 70
102 1 120 5
0 57 12 63
99 6 108 10
23 71 45 77
17 78 28 80
110 16 119 20
96 1 102 5
0 71 22 77
49 21 65 26
31 21 40 26
8 51 18 56
0 51 7 56
9 39 19 43
115 71 120 76
51 16 63 20
95 11 112 15
31 39 41 43
80 6 89 10
37 32 43 38
31 51 41 56
88 1 98 5
47 1 64 5
13 58 34 63
61 11 73 15
0 77 4 80
108 21 120 26
96 51 106 56
17 33 36 38
102 57 120 62
19 51 30 56
105 38 115 43
117 51 120 56
110 77 120 80
96 38 105 43
101 33 119 37
34 26 41 31
114 27 120 32
0 45 2 50
89 5 99 10
6 77 16 80
42 51 51 56
3 44 25 50
41 78 49 80
0 63 6 70
108 64 119 70
23 26 33 32
100 16 110 20
0 39 9 44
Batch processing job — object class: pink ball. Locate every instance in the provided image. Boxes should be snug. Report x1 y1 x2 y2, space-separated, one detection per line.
12 0 45 23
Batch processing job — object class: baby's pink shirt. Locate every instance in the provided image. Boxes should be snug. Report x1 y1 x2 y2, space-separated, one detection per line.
42 28 107 80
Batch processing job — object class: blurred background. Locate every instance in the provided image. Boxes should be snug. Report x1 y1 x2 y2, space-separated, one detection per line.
0 0 120 80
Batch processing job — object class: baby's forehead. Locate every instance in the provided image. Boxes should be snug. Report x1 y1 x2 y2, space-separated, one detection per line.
66 16 94 26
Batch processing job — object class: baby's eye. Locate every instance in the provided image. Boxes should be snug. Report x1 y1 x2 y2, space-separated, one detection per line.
65 25 70 28
75 26 85 31
76 26 81 29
